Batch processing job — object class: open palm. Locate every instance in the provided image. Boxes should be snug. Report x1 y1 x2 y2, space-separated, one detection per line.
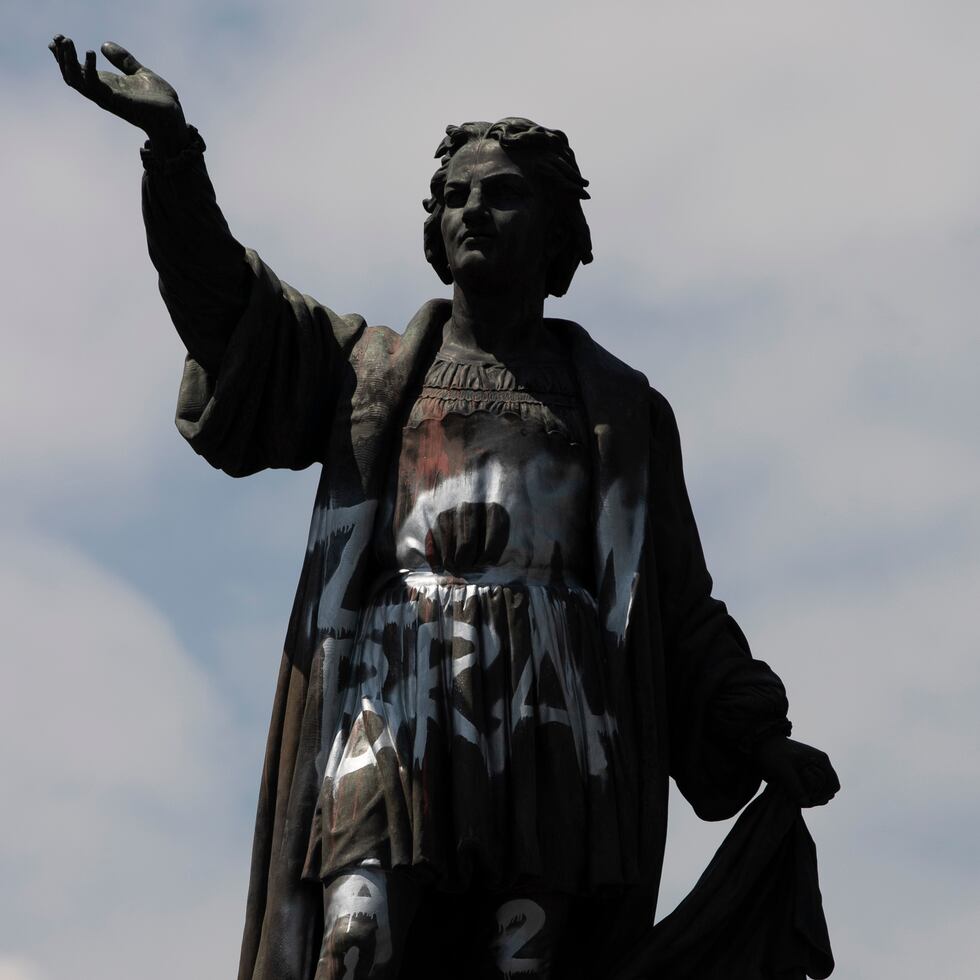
49 36 186 144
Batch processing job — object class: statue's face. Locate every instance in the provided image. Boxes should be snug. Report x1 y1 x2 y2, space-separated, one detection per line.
440 139 551 294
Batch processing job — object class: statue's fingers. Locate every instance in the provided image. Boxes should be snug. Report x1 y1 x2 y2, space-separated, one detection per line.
101 41 144 75
801 761 838 806
81 49 112 105
61 37 84 89
49 39 68 83
83 50 98 88
808 785 837 807
49 36 74 87
825 767 841 797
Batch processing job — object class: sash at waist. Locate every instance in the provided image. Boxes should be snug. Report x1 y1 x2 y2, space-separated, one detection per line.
366 566 596 601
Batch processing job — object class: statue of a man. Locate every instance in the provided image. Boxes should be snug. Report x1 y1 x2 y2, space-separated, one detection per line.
50 36 839 980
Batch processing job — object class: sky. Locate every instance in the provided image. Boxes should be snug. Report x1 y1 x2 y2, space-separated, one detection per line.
2 0 979 977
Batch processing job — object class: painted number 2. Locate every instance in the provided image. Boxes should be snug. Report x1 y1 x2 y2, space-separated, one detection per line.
492 898 547 977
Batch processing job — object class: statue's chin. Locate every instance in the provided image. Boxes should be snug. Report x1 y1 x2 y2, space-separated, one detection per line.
450 263 511 295
452 255 545 298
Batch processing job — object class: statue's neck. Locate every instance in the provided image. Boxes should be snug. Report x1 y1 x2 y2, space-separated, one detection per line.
446 285 551 361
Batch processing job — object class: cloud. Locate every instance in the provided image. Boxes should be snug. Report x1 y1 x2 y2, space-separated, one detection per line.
0 958 46 980
0 98 183 504
659 549 980 977
0 530 247 977
4 0 979 977
185 0 980 296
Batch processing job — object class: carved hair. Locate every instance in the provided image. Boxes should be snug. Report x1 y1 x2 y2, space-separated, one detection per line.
423 118 593 297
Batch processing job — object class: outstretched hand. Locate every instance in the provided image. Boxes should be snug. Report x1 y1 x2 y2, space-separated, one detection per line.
752 736 840 808
48 36 189 152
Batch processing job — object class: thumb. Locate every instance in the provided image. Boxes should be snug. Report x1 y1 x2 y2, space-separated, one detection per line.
101 41 144 75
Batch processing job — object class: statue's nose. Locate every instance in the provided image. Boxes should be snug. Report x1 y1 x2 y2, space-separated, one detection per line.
462 185 488 222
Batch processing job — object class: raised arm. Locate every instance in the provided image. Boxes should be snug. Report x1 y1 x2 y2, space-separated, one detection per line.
49 37 252 365
49 37 367 475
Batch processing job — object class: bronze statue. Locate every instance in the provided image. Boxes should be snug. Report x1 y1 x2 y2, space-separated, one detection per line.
50 35 839 980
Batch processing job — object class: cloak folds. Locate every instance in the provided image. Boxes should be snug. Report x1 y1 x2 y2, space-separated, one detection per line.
175 250 828 979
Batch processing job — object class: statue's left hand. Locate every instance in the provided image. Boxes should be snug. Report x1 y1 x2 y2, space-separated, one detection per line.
751 736 840 807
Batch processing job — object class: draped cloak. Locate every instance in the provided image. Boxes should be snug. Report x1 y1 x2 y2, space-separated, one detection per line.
144 140 829 979
172 252 814 979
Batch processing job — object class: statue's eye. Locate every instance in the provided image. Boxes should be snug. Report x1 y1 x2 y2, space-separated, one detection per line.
444 186 467 208
484 179 531 208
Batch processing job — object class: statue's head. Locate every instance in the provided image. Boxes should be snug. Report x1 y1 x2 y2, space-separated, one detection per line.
423 118 593 298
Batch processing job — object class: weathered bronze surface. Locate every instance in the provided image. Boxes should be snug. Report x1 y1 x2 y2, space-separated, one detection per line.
50 36 838 979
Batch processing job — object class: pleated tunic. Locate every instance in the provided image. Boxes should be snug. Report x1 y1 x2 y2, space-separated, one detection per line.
138 135 818 980
315 349 633 894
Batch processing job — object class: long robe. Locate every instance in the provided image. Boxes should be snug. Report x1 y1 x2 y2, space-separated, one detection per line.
143 142 828 979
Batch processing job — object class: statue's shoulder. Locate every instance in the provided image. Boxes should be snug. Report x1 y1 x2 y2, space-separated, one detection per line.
545 317 680 433
545 316 652 388
350 299 451 375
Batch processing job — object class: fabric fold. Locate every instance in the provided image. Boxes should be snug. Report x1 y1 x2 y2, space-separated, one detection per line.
610 787 834 980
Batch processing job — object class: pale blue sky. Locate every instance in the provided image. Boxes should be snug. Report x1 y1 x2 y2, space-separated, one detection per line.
3 1 979 977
